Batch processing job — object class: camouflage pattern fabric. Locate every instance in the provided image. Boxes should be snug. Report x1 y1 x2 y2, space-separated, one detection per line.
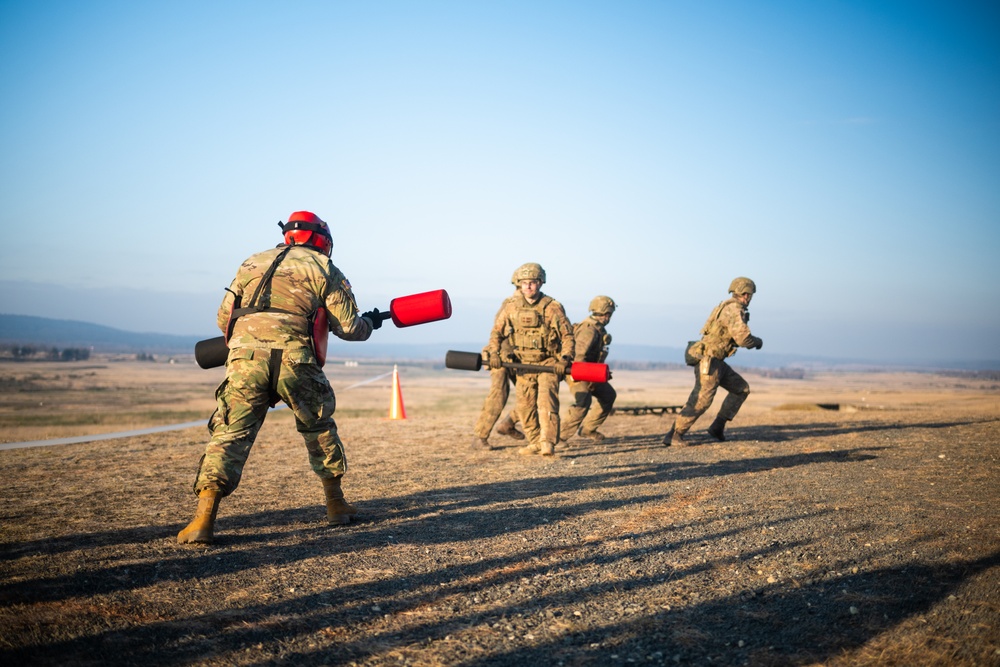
487 291 574 365
191 244 372 496
195 347 348 495
698 298 760 360
487 291 573 449
561 315 616 438
219 244 372 350
515 371 560 447
473 366 520 439
473 292 521 439
672 358 750 435
673 298 757 436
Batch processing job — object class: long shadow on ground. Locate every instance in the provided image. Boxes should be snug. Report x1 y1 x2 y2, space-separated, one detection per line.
1 446 995 666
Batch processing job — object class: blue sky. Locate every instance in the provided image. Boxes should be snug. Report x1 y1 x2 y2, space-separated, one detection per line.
1 1 998 365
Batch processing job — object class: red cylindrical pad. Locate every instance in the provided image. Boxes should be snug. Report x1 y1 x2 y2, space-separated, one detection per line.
570 361 609 383
390 289 453 328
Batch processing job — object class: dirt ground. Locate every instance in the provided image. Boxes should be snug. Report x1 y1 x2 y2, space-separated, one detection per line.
0 358 998 666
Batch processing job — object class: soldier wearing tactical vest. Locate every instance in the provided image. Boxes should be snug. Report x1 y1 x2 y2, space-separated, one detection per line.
560 296 618 443
487 263 574 456
664 277 763 448
471 289 524 450
178 211 383 544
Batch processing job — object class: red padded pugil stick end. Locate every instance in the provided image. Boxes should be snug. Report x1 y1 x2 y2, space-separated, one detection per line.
390 289 452 328
570 361 609 383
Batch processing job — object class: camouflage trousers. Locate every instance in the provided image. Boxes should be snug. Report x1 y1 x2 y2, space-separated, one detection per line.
560 379 617 439
473 367 519 438
192 346 346 496
673 357 750 435
515 369 561 448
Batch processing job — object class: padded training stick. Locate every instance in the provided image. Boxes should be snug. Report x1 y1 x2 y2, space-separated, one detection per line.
196 289 453 369
385 289 452 327
444 350 610 383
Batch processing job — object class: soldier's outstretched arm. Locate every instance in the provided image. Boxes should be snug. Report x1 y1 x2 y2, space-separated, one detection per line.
326 279 373 342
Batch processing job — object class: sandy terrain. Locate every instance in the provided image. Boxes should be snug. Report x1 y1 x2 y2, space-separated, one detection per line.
0 358 998 666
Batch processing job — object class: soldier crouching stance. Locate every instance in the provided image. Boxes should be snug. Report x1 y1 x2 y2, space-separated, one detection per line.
178 211 381 544
664 277 763 448
560 296 617 443
487 263 574 456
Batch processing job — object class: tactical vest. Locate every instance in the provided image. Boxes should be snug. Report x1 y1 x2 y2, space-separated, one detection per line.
574 319 610 363
225 245 330 366
700 298 744 360
510 295 558 363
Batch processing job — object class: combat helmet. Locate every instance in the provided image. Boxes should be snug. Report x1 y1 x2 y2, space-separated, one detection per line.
511 262 546 285
728 277 756 295
279 211 333 256
589 295 617 315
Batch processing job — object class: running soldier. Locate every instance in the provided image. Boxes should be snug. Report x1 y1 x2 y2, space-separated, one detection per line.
560 296 617 443
178 211 382 544
487 263 574 456
664 277 762 447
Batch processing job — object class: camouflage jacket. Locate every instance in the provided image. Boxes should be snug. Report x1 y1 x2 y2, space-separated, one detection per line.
488 291 574 364
481 290 520 360
573 315 611 364
217 244 372 350
698 298 759 360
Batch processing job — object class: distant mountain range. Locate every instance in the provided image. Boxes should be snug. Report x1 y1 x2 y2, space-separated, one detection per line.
2 313 996 371
0 314 203 354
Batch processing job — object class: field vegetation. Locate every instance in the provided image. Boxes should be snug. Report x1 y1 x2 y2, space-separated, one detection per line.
0 356 997 666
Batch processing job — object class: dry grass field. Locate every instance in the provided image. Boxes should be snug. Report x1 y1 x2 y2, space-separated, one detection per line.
0 356 998 666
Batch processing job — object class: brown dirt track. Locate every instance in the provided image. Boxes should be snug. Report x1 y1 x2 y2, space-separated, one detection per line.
0 358 998 666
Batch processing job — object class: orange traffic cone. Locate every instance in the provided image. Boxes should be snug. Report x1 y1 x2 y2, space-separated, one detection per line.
389 364 406 420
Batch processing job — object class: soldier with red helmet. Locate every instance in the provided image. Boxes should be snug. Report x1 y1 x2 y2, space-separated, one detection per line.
178 211 382 544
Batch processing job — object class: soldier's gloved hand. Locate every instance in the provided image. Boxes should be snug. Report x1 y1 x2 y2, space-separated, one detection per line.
361 309 383 330
488 352 503 370
554 357 572 379
749 337 763 350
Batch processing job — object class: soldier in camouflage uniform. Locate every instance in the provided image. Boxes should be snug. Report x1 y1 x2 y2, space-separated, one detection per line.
178 211 382 544
560 296 617 443
664 277 763 448
487 263 574 456
472 295 524 450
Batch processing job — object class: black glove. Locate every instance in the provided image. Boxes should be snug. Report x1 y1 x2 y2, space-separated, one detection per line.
749 337 763 350
361 309 383 330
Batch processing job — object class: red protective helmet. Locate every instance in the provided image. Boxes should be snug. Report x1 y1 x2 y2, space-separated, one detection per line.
280 211 333 256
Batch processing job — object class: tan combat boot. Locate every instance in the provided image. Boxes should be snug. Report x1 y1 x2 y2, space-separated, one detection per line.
707 417 727 442
539 441 556 456
496 415 525 440
322 476 358 525
177 488 222 544
518 442 541 456
662 426 689 448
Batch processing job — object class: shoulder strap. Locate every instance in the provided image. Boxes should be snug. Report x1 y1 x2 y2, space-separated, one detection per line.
231 245 299 319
